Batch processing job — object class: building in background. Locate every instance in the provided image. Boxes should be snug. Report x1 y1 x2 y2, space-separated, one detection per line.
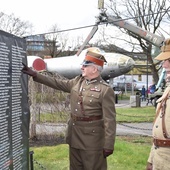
26 35 45 55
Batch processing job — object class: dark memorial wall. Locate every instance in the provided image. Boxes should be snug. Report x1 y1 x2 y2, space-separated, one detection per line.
0 30 30 170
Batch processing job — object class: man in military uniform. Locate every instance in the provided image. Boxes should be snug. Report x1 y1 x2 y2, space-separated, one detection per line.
22 47 116 170
146 39 170 170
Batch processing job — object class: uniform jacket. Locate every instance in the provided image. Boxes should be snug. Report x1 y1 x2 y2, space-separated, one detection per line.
33 73 116 151
148 84 170 163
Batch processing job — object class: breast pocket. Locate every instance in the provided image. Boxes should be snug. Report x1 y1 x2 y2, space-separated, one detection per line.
86 92 100 105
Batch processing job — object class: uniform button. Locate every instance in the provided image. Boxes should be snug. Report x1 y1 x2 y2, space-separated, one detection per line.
83 88 85 91
92 130 95 132
75 109 78 111
156 125 158 128
89 99 92 103
77 102 80 104
91 94 94 97
73 123 75 126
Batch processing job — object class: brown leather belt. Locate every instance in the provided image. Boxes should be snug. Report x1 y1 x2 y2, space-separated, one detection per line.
71 115 102 121
153 138 170 147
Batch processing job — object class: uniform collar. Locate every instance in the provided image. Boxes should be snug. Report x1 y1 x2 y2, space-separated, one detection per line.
85 76 101 85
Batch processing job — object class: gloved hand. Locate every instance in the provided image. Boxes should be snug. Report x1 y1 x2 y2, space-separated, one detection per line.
21 63 37 77
103 149 113 158
146 162 152 170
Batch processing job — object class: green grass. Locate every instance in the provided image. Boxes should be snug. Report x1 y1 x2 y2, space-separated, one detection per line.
31 136 152 170
36 106 156 123
36 111 69 123
116 106 155 122
31 144 69 170
111 136 152 170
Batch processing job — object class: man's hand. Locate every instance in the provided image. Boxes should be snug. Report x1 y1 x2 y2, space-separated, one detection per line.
21 63 37 77
103 149 113 158
146 162 152 170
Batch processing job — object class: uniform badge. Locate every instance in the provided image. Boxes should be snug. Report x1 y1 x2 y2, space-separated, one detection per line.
90 88 101 92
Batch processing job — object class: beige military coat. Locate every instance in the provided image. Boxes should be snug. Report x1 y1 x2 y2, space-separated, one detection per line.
148 84 170 168
33 73 116 151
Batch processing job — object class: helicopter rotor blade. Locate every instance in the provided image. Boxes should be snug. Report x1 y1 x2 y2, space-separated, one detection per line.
76 0 105 56
76 25 98 56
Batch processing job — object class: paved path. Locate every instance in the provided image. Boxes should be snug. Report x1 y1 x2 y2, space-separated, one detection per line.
115 98 153 108
36 122 153 137
116 122 152 136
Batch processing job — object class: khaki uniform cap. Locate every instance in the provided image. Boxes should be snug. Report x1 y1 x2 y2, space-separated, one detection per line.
86 47 107 62
155 39 170 61
83 47 107 67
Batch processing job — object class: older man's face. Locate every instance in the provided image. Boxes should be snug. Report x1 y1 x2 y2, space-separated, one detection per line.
81 64 97 79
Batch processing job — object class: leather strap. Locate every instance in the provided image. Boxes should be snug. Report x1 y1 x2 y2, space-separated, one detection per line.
153 138 170 147
161 94 170 139
79 80 85 115
71 115 102 121
153 89 170 139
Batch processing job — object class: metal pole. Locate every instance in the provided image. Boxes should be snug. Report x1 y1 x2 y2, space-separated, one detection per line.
131 70 134 95
146 56 149 98
30 151 34 170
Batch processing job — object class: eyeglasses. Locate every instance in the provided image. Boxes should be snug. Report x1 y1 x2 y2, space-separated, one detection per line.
82 65 89 67
82 60 95 65
81 60 95 67
82 64 94 68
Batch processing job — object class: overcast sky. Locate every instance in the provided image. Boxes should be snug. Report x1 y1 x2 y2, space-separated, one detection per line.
1 0 168 51
0 0 99 36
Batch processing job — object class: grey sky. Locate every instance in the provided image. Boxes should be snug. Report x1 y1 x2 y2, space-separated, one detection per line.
0 0 99 35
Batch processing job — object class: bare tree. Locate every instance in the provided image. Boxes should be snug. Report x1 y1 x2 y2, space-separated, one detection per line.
44 24 69 58
102 0 170 83
0 12 32 37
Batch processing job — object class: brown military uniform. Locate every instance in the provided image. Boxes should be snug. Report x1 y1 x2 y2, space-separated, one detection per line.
33 73 116 170
147 83 170 170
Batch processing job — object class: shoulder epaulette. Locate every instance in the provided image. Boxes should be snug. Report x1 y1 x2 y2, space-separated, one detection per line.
100 80 110 86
